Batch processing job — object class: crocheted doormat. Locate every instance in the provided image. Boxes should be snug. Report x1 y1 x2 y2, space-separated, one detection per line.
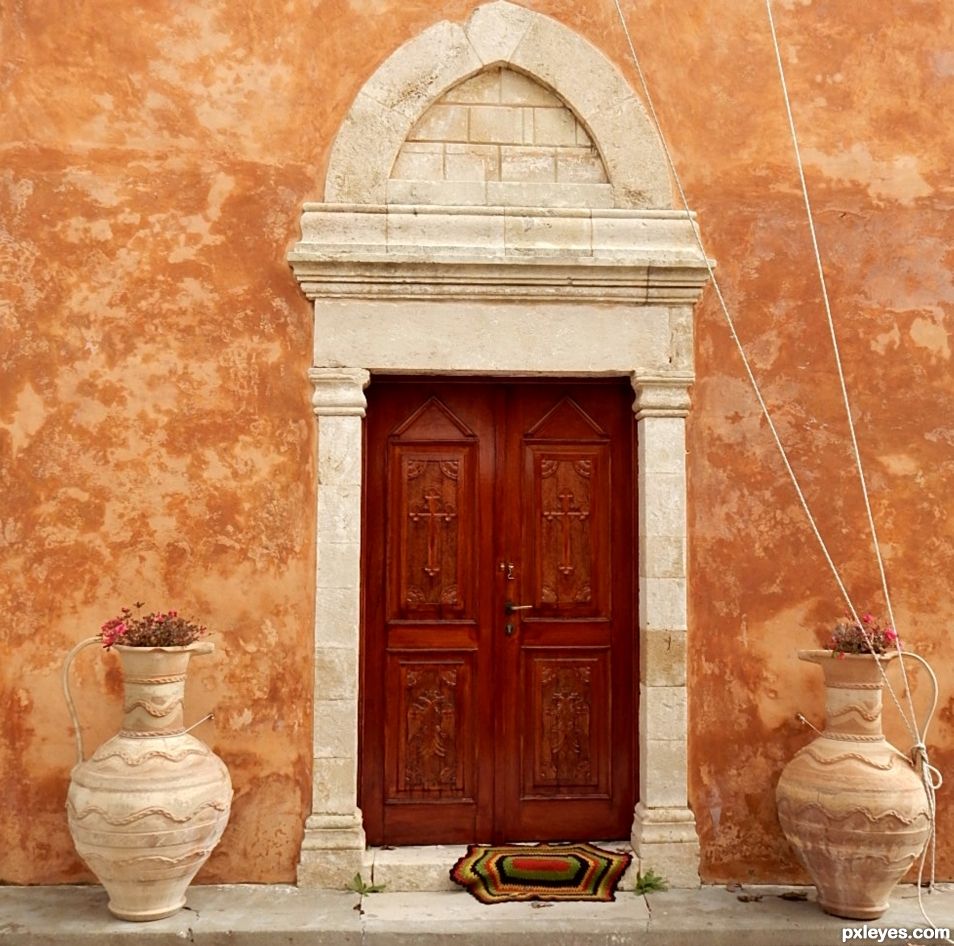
450 842 631 904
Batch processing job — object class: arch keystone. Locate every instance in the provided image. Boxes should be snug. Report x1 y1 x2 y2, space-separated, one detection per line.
464 1 536 64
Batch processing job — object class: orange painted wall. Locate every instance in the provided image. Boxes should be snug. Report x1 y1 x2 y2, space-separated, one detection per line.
1 0 951 884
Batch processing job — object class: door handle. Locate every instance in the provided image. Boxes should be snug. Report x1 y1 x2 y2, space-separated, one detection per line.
504 600 533 614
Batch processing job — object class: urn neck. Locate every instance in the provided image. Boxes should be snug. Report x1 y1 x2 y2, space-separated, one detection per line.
799 650 891 740
114 644 211 736
823 678 885 738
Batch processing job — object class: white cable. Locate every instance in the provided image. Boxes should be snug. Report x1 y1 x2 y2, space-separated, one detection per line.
607 0 916 736
764 6 946 929
901 651 948 940
763 0 922 754
610 0 917 744
610 0 946 933
608 0 858 626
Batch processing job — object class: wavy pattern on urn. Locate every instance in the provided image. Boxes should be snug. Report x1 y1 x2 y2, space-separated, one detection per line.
90 746 210 766
776 798 932 828
122 696 181 717
68 799 229 826
122 674 187 685
828 702 882 723
839 852 920 871
84 848 214 869
820 731 883 742
797 746 898 771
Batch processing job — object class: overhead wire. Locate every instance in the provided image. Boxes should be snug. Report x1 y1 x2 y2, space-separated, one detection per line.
764 2 943 923
762 0 923 759
608 0 947 932
607 0 911 727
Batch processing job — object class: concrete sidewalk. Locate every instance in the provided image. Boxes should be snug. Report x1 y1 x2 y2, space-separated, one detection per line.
1 883 952 946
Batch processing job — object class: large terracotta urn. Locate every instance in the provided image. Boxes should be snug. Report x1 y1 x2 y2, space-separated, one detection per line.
776 649 931 919
63 639 233 921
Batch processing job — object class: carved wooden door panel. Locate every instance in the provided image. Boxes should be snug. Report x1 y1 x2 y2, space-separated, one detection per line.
494 385 635 840
361 380 634 845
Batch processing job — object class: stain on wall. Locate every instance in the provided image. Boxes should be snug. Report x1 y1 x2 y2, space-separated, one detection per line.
1 0 950 883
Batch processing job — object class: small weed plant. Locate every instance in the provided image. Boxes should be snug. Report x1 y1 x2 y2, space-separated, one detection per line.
346 873 386 895
634 866 668 894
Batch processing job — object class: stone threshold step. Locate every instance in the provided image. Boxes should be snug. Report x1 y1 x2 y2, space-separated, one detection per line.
368 840 639 892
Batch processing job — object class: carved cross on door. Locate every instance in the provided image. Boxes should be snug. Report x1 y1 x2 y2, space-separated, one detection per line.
409 487 458 577
543 491 590 575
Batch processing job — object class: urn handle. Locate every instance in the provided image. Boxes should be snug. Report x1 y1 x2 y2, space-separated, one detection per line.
61 636 102 766
901 651 940 755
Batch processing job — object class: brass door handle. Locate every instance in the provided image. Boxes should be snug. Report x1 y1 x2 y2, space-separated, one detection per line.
504 600 533 614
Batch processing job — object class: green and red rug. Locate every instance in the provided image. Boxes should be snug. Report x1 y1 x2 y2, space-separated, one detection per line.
450 842 631 904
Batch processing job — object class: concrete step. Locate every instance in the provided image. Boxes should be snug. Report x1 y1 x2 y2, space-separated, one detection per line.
1 882 951 946
368 841 639 892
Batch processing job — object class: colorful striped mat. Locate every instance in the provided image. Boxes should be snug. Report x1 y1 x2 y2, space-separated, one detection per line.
450 842 631 904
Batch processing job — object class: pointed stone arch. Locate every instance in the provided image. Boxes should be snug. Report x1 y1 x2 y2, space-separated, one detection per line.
324 0 671 208
387 66 615 209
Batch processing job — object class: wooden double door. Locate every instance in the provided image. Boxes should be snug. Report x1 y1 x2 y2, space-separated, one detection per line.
361 379 636 845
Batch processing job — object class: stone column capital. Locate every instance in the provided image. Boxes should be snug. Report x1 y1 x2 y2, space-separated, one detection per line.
309 367 371 417
630 373 693 420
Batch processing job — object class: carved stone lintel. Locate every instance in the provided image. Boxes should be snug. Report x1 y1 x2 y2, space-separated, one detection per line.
309 367 371 417
289 207 712 304
293 258 711 305
630 373 693 420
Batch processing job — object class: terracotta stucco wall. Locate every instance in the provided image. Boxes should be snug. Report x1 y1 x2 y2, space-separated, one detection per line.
1 0 951 884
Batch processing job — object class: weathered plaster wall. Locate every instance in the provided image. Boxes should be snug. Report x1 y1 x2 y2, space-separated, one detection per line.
0 2 325 883
654 1 954 882
1 0 951 884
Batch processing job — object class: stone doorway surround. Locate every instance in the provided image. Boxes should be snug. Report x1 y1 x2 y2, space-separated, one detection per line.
288 1 711 888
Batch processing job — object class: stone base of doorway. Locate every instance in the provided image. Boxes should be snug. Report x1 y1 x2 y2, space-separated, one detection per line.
3 883 951 946
369 841 640 892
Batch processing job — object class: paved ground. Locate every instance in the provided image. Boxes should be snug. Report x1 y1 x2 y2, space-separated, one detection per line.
1 883 952 946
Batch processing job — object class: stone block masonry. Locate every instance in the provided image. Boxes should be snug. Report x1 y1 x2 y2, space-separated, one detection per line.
389 67 611 207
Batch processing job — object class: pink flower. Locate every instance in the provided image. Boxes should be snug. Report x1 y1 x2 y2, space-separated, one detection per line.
100 619 128 649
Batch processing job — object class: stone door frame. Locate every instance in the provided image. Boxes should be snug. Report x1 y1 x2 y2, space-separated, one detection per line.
289 1 710 887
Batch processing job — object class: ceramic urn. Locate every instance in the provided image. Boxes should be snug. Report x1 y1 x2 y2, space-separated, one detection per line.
65 641 232 921
775 650 931 919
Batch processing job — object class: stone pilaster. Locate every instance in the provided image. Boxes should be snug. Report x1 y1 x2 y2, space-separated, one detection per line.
629 373 700 887
298 367 371 888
